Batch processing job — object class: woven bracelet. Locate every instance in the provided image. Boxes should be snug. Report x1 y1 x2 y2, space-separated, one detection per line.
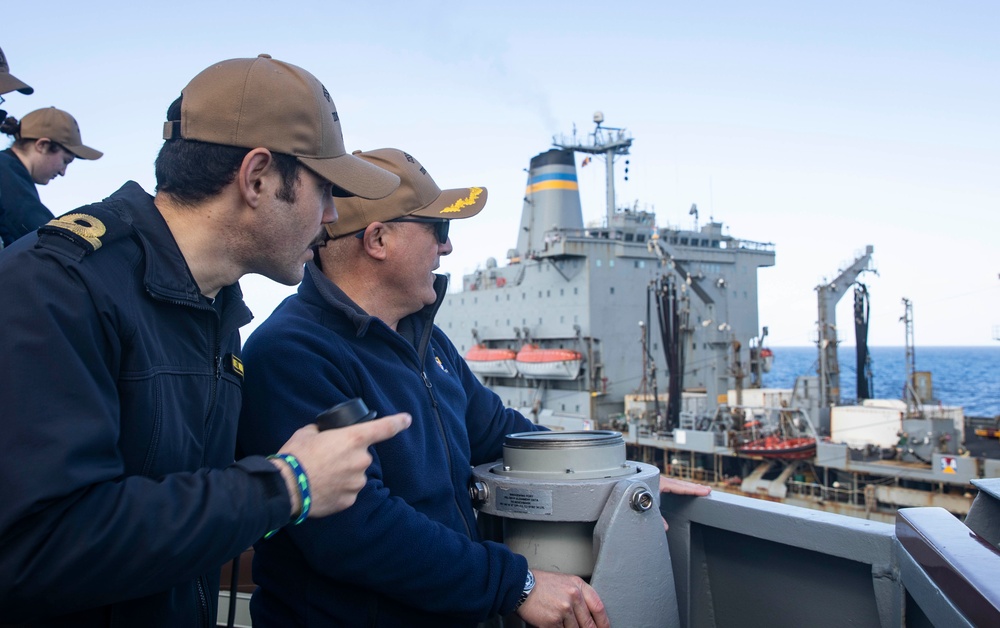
268 453 312 527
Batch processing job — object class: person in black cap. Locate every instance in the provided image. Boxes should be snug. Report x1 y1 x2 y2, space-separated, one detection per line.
0 107 102 246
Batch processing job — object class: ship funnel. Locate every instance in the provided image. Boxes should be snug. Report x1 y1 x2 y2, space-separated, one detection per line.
515 148 584 257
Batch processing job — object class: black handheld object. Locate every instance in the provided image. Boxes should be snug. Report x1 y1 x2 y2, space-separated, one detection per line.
315 398 377 431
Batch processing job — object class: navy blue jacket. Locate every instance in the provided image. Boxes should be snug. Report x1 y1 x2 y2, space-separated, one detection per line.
238 262 540 627
0 148 52 247
0 182 293 626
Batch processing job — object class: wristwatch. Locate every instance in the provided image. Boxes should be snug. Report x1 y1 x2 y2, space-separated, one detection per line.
515 569 535 609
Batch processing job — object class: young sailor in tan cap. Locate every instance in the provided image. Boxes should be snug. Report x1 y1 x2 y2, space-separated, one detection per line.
0 107 102 246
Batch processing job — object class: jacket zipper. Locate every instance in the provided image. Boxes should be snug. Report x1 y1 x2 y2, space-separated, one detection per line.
159 295 218 626
419 366 473 539
197 575 210 628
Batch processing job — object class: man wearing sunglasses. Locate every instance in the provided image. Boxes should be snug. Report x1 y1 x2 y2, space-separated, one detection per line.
238 148 611 628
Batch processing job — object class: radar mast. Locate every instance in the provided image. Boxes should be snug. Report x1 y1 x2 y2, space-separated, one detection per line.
552 112 633 226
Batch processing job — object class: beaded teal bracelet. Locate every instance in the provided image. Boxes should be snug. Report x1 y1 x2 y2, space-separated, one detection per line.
266 453 311 536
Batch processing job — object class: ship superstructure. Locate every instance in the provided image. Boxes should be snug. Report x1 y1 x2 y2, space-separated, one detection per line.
437 115 775 428
436 115 1000 524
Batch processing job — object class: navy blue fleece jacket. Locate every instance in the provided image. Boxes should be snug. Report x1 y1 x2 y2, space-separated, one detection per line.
237 262 541 627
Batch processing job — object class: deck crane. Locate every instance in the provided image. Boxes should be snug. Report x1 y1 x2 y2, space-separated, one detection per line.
815 245 875 415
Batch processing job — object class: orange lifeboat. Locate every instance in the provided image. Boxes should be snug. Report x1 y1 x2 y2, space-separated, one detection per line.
760 347 774 373
515 344 583 380
736 436 816 460
464 345 518 377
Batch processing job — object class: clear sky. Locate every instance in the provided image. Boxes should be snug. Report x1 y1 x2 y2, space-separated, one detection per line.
5 1 998 346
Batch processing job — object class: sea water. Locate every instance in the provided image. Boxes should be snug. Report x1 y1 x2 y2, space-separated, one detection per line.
761 346 1000 418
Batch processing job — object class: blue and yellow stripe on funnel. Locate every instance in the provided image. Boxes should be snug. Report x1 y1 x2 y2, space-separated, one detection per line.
526 172 578 195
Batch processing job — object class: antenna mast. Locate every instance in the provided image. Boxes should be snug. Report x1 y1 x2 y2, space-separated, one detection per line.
901 297 920 415
553 111 633 226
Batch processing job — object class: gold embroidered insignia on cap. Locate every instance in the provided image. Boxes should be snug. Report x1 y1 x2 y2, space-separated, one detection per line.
439 187 483 214
45 214 107 250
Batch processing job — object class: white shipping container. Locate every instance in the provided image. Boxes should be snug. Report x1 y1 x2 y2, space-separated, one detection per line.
831 405 903 449
727 388 792 408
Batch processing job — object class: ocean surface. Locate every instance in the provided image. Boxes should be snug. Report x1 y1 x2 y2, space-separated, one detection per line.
761 346 1000 418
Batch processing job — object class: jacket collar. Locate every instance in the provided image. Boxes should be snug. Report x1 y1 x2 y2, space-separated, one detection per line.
302 260 448 345
110 182 251 329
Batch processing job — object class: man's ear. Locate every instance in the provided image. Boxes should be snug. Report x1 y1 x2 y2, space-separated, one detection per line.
237 148 275 209
361 222 390 261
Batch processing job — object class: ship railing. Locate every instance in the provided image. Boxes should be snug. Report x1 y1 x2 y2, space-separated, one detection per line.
784 479 856 503
664 463 721 485
720 238 775 252
661 476 1000 626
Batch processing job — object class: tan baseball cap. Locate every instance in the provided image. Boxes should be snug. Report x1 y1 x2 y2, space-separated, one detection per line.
163 54 399 200
19 107 102 160
0 46 32 95
325 148 487 238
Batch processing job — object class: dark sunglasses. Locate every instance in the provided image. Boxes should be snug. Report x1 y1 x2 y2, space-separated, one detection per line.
355 217 450 244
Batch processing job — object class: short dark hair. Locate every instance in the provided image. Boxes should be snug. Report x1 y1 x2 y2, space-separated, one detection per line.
154 96 301 205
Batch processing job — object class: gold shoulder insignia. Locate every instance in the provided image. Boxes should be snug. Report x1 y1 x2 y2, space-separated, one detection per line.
45 214 107 251
440 187 483 214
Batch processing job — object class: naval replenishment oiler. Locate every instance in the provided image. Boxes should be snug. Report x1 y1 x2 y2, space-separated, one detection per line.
435 113 1000 525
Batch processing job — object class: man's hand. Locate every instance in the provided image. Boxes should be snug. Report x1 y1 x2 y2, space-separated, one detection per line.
659 475 711 497
659 474 711 531
273 413 411 518
516 570 610 628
